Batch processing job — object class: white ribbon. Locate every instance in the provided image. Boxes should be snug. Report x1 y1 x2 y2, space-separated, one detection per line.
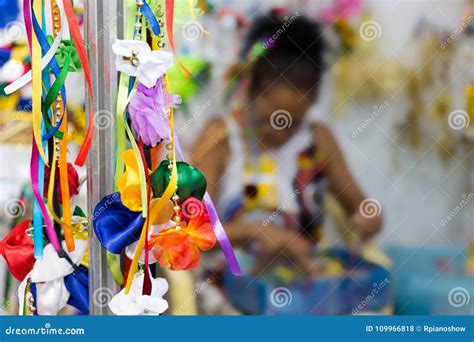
4 0 69 95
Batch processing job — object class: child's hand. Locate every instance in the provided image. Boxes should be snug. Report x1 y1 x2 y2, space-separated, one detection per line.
254 224 315 272
350 211 383 242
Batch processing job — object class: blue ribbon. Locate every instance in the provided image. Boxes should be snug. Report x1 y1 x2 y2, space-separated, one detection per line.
30 282 38 316
142 0 161 36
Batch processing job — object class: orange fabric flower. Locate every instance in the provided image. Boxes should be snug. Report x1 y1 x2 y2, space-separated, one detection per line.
150 206 216 271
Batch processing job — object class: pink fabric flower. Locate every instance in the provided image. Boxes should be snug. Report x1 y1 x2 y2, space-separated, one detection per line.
128 78 173 147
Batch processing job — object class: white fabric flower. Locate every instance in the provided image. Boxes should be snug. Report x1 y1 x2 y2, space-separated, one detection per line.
31 240 87 283
18 240 87 315
35 279 70 315
112 39 174 88
108 272 169 316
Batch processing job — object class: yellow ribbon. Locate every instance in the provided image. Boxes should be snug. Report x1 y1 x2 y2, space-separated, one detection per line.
125 106 177 294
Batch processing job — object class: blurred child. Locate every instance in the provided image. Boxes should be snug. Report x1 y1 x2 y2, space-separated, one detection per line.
192 10 382 277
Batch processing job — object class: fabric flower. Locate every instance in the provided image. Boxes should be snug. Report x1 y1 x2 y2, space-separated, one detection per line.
125 221 176 264
112 39 173 88
46 36 82 72
118 149 150 211
0 219 35 281
151 207 216 271
128 79 172 146
18 240 88 315
30 240 87 283
93 192 145 254
44 163 80 203
108 272 168 316
150 161 207 201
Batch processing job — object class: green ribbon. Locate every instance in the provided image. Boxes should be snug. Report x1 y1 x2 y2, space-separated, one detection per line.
150 160 207 201
41 38 76 141
46 36 82 72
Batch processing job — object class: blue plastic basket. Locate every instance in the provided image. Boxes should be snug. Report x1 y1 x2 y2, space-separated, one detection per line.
386 245 474 315
223 248 392 315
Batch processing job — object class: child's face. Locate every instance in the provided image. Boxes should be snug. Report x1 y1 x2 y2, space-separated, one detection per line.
252 84 314 147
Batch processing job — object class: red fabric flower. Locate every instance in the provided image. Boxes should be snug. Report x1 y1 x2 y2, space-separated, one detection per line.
0 219 35 281
43 163 80 202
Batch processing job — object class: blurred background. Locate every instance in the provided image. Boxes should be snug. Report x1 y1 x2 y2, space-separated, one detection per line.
0 0 473 316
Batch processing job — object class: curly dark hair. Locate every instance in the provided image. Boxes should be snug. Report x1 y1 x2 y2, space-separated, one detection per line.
243 10 327 95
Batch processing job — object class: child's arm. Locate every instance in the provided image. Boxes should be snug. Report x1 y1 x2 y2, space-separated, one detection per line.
191 118 314 270
312 123 383 241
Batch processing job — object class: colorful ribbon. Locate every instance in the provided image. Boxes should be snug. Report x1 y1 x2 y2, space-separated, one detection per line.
61 0 95 166
25 0 60 253
125 107 178 294
174 137 241 275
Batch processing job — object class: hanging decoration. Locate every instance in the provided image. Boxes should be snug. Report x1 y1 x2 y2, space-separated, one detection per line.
0 0 240 318
90 0 240 316
0 0 92 315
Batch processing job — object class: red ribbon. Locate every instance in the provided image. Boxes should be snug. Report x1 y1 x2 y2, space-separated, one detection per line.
0 220 36 281
137 139 152 295
62 0 95 166
165 0 192 77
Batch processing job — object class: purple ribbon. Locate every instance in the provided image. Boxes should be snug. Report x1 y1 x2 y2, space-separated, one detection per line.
174 136 241 276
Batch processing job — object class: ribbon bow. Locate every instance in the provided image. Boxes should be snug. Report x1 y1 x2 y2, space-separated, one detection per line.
92 193 145 254
46 36 82 72
0 219 35 281
150 160 207 201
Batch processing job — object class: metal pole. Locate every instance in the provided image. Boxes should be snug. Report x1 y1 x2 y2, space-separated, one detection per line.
85 0 125 315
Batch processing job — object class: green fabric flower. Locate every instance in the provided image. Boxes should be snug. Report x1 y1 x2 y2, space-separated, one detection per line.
46 36 82 72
